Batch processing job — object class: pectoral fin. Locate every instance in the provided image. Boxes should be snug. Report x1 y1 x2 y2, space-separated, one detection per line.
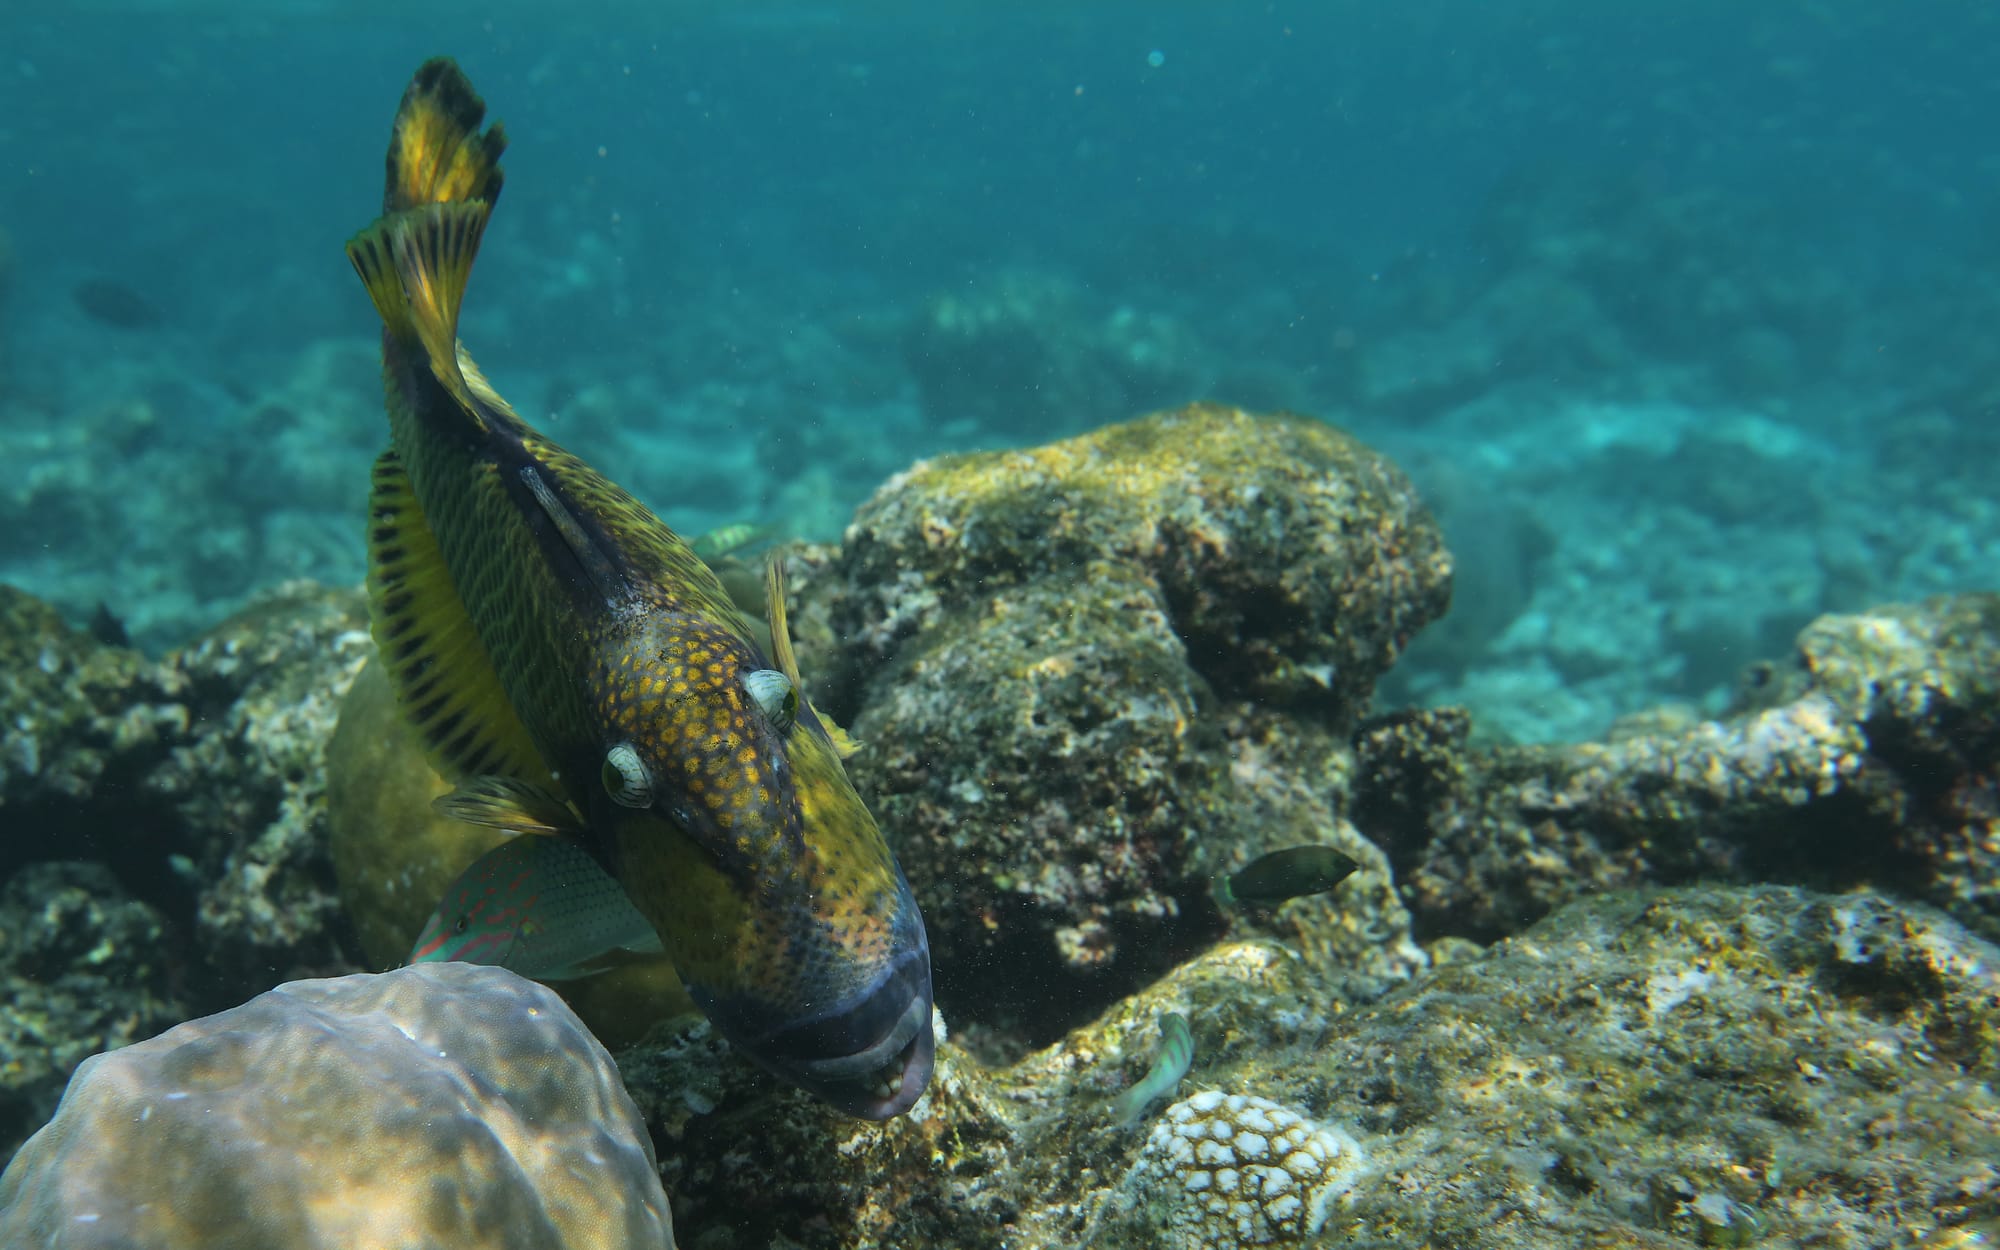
434 775 583 837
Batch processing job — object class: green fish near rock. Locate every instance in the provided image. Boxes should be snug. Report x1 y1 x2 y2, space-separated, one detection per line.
1113 1011 1194 1124
407 834 663 980
347 57 933 1118
1213 846 1360 909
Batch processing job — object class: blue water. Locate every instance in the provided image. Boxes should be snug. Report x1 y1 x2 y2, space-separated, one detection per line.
2 1 1998 739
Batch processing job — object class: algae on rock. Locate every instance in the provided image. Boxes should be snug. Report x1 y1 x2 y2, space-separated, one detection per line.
616 885 2000 1249
0 862 183 1168
1358 594 2000 946
0 581 372 1005
815 403 1449 1029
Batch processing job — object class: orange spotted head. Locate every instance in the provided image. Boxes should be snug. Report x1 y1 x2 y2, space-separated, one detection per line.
581 594 934 1120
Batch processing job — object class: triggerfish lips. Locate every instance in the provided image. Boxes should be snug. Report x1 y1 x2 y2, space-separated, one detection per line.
698 932 936 1120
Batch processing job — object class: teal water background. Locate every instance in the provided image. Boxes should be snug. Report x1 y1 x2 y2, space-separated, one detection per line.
1 1 1996 740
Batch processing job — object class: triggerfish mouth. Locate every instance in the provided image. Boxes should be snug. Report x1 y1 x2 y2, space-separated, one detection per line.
347 57 933 1118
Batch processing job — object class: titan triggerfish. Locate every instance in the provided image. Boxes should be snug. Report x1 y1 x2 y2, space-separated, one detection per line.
346 57 933 1118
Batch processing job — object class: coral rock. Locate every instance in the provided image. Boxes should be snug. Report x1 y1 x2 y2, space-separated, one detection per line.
1361 594 2000 945
612 887 2000 1247
0 581 373 1012
817 404 1447 1025
0 961 674 1250
0 862 183 1166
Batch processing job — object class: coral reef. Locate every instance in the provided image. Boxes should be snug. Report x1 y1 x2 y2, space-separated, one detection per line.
616 885 2000 1248
2 397 1996 1244
0 862 183 1165
0 961 674 1249
816 403 1447 1025
1359 594 2000 944
328 657 694 1047
0 581 370 1011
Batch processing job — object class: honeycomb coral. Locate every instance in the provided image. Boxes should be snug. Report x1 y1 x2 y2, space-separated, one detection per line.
1094 1089 1364 1247
0 961 674 1249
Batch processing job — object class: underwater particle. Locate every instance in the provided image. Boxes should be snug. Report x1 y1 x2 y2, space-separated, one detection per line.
1113 1010 1194 1124
1098 1089 1364 1247
1147 48 1166 67
0 962 674 1248
1214 845 1360 909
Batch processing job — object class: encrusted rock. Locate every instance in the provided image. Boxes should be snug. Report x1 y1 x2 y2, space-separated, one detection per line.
1295 885 2000 1246
618 939 1325 1250
0 962 674 1250
0 586 164 817
1359 594 2000 944
0 581 371 1010
169 582 374 987
616 885 2000 1247
0 863 182 1165
816 404 1448 1024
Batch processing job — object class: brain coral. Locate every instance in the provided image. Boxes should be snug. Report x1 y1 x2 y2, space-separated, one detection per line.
0 961 674 1250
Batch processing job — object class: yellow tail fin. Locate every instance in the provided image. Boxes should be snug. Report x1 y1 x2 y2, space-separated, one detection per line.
345 57 505 417
385 57 505 214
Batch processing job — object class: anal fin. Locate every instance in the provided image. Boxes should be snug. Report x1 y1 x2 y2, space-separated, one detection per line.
367 448 557 789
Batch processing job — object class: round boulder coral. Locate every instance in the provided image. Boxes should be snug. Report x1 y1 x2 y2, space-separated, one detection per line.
0 961 674 1249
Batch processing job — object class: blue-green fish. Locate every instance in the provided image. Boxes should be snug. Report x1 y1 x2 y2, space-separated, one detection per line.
346 58 932 1118
1113 1011 1194 1124
407 834 662 980
1213 846 1360 908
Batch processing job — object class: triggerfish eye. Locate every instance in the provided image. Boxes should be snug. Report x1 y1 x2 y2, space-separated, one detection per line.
742 667 797 733
602 742 654 809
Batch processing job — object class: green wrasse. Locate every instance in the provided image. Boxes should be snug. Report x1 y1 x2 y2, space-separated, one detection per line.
1213 846 1360 908
1113 1010 1194 1124
346 58 932 1118
408 834 663 980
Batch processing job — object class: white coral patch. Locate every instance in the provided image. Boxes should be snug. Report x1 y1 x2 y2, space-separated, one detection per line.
1115 1090 1365 1246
